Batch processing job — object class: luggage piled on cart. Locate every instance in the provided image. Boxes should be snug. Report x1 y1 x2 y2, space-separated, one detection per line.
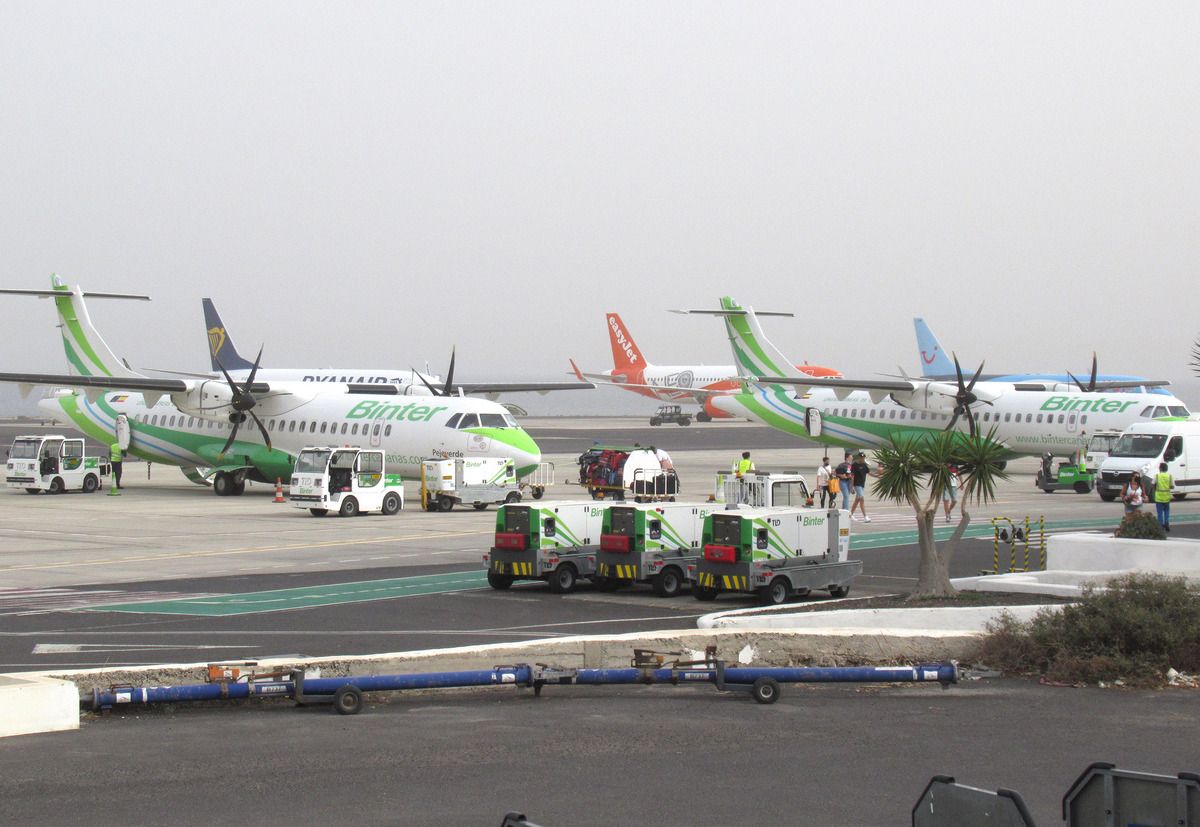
576 445 680 502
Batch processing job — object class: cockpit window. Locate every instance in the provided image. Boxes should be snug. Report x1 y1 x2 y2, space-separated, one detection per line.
1153 407 1168 418
445 413 462 429
503 414 518 428
479 413 508 428
457 414 479 429
1169 406 1190 417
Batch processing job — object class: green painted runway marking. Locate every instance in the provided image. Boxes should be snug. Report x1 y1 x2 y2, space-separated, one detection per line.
86 571 490 616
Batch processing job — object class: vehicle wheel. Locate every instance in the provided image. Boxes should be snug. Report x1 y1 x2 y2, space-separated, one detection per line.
24 488 40 494
381 492 401 515
338 496 360 518
487 570 514 590
437 495 454 512
505 492 521 504
829 584 850 599
309 508 328 517
82 474 99 493
1074 482 1091 494
679 418 691 426
1175 493 1188 501
231 479 246 496
693 585 718 602
649 419 661 426
48 477 65 494
548 564 578 594
473 502 488 511
592 576 621 592
652 567 683 598
697 411 712 423
1099 492 1117 502
760 577 790 606
333 685 363 716
531 487 544 500
751 677 781 705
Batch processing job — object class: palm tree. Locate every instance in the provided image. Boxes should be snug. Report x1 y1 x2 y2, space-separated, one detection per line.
873 429 1009 597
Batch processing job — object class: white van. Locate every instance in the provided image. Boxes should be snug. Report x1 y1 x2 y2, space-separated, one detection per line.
1096 420 1200 502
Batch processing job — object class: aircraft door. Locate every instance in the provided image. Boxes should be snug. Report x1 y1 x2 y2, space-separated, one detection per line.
116 414 131 451
805 407 823 438
1065 413 1079 434
369 415 385 448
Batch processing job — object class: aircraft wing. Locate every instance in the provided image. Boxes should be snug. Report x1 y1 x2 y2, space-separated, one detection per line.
453 381 595 395
757 374 935 405
0 371 191 395
1009 379 1172 391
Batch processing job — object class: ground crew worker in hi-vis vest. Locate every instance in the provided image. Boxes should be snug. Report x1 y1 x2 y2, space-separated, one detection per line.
734 451 754 503
1154 461 1174 532
110 442 124 490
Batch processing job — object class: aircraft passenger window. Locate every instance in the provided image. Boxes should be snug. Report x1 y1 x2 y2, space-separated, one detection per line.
384 425 392 436
458 414 479 429
869 410 877 419
373 423 381 436
1080 415 1087 424
1005 413 1011 423
889 410 896 420
1036 414 1043 423
351 423 359 435
1058 415 1064 424
288 421 296 433
1067 415 1075 425
310 421 317 433
445 413 462 429
320 422 327 434
340 422 348 435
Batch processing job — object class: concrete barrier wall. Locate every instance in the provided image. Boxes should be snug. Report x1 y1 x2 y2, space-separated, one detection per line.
1048 533 1200 576
0 675 78 738
700 604 1052 632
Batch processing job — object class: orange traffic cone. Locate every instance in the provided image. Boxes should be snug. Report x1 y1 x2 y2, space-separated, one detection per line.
274 477 285 503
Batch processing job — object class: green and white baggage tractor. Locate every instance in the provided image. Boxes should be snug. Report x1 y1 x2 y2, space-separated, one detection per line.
420 457 522 512
693 506 860 605
5 434 110 494
484 501 605 593
289 447 404 517
595 502 716 597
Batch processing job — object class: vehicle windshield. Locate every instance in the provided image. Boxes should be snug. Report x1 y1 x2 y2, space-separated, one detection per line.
1110 434 1167 459
10 439 40 459
294 450 331 473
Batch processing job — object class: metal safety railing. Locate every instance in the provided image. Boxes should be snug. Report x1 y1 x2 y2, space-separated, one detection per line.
982 516 1046 575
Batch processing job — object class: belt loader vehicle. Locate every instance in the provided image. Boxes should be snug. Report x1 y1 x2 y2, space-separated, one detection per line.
5 434 110 494
420 457 522 512
289 447 404 517
484 502 605 593
693 507 859 605
595 502 715 597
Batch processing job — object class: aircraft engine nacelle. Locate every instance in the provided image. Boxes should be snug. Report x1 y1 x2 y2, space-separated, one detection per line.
170 380 239 423
702 397 734 420
890 382 962 415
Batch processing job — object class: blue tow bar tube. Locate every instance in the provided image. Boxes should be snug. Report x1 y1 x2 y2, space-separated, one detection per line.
87 651 959 715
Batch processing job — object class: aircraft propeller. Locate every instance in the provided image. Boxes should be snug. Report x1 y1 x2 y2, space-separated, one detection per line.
414 348 458 397
1067 352 1099 393
214 345 272 457
944 353 991 438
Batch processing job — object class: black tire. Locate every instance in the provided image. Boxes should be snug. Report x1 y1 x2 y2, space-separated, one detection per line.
760 577 790 606
231 479 246 496
473 502 488 511
1074 482 1091 494
829 584 850 598
48 477 65 494
487 569 514 590
333 685 363 716
652 567 683 598
548 564 577 594
24 488 40 494
1099 492 1117 502
309 508 328 517
693 585 719 602
82 474 99 493
338 496 360 518
213 473 230 496
751 677 781 705
505 492 521 504
649 419 661 427
696 411 712 423
531 487 544 500
679 418 691 426
437 495 454 512
381 492 401 515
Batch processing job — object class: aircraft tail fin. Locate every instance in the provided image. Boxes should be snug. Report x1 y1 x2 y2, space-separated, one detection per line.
606 313 648 371
203 298 255 372
914 317 954 377
48 276 146 378
716 296 804 382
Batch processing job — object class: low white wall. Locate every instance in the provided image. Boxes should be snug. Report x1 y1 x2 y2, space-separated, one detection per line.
0 675 78 738
699 604 1052 632
1047 532 1200 575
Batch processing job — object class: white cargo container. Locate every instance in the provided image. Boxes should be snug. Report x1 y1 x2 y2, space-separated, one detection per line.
421 457 521 512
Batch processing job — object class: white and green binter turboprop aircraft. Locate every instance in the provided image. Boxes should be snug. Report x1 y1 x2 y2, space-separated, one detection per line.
681 297 1187 459
0 281 541 495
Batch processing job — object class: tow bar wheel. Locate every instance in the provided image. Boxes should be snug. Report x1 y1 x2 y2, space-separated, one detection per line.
333 685 364 715
751 677 780 705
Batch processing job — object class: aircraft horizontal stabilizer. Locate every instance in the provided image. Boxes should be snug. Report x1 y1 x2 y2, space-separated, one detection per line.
454 381 594 394
0 288 151 300
670 308 794 317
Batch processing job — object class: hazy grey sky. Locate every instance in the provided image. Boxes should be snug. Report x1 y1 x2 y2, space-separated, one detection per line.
2 1 1198 415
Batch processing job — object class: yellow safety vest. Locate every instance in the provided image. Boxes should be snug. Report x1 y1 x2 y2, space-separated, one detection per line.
110 443 123 462
1155 472 1173 503
737 458 754 476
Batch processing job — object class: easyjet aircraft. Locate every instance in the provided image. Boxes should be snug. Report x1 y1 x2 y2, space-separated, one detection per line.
569 312 840 421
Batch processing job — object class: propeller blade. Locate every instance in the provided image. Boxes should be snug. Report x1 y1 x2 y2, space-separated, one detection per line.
1067 370 1084 392
442 347 456 396
965 406 977 438
413 367 441 397
952 353 965 389
945 408 960 432
1088 352 1098 392
966 361 985 394
246 345 264 388
220 419 241 457
248 409 272 452
213 355 239 390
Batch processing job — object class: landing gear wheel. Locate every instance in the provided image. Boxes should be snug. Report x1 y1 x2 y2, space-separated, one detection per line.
309 508 328 517
213 472 231 496
82 474 99 493
696 411 712 423
652 567 683 598
333 685 363 716
548 564 578 594
829 584 850 599
48 477 64 495
338 496 360 518
437 495 454 512
531 487 544 500
487 570 514 590
693 585 719 602
761 578 790 606
381 492 401 515
473 502 488 511
505 492 522 504
231 479 246 496
751 677 781 705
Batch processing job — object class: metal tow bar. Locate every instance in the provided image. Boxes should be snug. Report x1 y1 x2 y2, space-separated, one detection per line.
86 648 960 715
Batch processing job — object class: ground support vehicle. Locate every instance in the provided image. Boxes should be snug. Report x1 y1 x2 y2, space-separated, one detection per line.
693 507 858 604
519 461 555 500
649 404 691 426
578 446 678 502
5 434 109 494
1035 452 1095 494
484 501 605 593
420 457 521 511
1083 429 1122 470
595 502 715 596
289 447 403 517
1097 420 1200 502
717 472 813 507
